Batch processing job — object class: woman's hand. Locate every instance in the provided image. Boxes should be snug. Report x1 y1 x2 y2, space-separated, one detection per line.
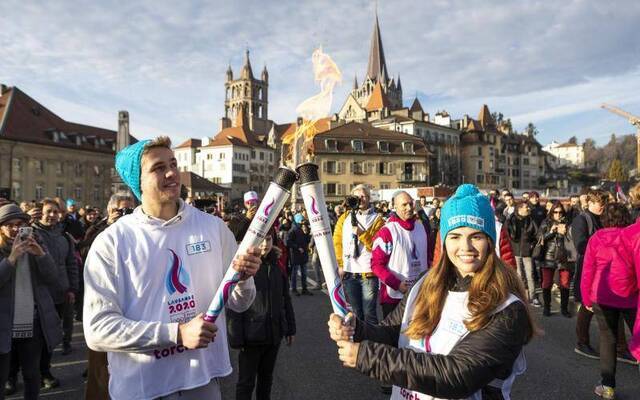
23 237 45 257
7 237 29 266
328 312 355 342
337 340 360 368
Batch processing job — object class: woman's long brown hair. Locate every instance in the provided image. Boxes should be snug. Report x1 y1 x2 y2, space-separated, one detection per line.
404 239 539 342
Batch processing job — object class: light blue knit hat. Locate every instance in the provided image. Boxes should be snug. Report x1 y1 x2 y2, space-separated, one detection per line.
440 184 496 244
115 140 150 201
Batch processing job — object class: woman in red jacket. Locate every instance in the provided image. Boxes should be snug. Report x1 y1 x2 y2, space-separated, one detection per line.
581 203 637 400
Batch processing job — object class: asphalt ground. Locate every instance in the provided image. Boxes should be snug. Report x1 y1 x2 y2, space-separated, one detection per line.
8 275 639 399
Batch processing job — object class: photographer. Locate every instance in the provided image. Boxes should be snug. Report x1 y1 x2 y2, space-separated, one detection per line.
333 185 384 325
0 204 62 400
538 201 576 317
80 191 135 400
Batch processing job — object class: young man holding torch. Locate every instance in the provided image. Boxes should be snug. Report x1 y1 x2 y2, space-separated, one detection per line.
83 137 261 400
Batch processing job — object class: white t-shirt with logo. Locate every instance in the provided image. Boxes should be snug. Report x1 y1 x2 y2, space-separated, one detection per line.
84 201 255 400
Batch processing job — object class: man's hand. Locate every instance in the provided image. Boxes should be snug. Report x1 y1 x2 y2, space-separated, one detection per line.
178 313 218 349
337 340 360 368
232 247 261 280
285 335 295 346
246 206 257 220
328 312 355 342
66 291 76 305
398 281 409 293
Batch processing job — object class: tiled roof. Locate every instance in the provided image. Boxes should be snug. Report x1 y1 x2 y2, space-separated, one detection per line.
466 119 482 132
366 81 391 111
478 104 495 130
0 86 136 153
276 118 331 144
175 138 202 149
311 121 429 156
206 105 268 149
180 172 230 192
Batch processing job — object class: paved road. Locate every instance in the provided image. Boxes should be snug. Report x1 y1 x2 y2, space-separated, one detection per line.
9 281 639 399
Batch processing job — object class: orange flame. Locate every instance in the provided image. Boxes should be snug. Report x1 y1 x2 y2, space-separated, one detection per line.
283 47 342 165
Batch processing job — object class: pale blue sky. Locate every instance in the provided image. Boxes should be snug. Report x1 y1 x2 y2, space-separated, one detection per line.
2 0 639 145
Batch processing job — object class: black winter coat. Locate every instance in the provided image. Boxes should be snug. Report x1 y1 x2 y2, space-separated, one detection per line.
226 252 296 348
506 214 537 257
570 211 602 302
354 275 531 399
286 224 311 266
530 204 547 228
539 219 576 269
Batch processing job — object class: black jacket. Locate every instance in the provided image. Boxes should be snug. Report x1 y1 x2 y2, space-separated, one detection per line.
226 252 296 348
570 210 602 302
539 219 576 268
506 214 537 257
529 204 547 228
353 275 531 399
286 224 311 266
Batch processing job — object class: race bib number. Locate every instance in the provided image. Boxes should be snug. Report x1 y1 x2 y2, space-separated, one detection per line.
186 241 211 255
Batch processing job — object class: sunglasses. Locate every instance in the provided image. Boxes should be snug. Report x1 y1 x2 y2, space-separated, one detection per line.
553 210 564 214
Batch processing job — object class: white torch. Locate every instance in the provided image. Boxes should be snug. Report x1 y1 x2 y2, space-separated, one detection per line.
204 166 298 322
296 162 351 318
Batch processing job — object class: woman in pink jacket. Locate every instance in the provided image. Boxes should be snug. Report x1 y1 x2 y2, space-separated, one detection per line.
581 203 637 400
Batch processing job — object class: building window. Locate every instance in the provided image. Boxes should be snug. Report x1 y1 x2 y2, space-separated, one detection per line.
35 185 44 200
259 152 264 161
324 161 337 174
55 185 64 198
477 147 482 156
351 162 365 175
478 160 483 170
523 158 529 165
75 186 82 200
378 141 389 152
12 158 22 172
218 153 224 160
325 139 338 151
351 140 363 152
75 163 83 177
325 183 337 195
207 154 213 160
251 150 256 159
403 142 414 153
12 182 21 200
476 175 484 184
56 162 64 174
269 153 273 162
35 160 44 174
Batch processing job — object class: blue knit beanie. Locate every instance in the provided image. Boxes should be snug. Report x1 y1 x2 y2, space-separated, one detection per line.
115 140 150 201
440 184 496 244
294 213 305 225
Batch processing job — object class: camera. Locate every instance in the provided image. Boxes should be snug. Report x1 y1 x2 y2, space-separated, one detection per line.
345 195 360 210
117 208 134 216
18 227 32 240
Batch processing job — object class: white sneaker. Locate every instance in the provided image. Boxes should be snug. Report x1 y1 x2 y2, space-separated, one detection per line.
594 384 615 399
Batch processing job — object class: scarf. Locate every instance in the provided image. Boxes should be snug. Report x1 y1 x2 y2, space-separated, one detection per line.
12 253 34 338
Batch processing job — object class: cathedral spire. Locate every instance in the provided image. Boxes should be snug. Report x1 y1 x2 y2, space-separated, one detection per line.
366 12 389 83
397 74 402 91
353 74 359 89
241 49 254 79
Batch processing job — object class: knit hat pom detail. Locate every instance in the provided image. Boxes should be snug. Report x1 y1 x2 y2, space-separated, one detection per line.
454 184 480 198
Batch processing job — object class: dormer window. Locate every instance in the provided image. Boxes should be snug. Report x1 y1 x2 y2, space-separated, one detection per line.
403 142 414 153
352 140 364 152
378 141 389 153
325 139 337 151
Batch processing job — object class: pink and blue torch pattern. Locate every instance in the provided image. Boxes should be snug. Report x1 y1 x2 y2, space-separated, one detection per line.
204 271 242 322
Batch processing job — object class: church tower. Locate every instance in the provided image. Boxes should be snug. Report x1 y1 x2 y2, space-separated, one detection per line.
223 50 270 135
351 13 403 111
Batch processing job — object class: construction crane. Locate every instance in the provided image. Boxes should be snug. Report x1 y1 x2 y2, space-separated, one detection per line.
601 103 640 176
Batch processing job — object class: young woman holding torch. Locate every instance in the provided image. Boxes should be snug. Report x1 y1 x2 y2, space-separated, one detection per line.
328 184 537 400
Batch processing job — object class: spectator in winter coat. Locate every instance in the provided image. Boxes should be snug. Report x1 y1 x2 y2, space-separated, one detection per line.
506 202 540 306
628 182 640 222
566 195 582 224
0 204 62 399
328 184 536 399
620 212 640 366
32 198 78 388
538 202 576 317
572 189 607 360
286 215 312 296
581 203 637 399
528 192 547 228
227 228 295 400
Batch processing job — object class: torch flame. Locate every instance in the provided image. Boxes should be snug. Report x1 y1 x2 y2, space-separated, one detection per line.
283 47 342 165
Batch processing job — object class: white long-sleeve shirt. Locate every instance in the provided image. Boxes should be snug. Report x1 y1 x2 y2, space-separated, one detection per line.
83 201 255 400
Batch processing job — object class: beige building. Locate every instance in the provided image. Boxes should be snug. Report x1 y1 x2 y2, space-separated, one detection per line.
307 121 430 203
0 85 134 205
542 140 585 168
458 105 544 190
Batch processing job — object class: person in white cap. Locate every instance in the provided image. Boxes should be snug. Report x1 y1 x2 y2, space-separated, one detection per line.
243 191 259 217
